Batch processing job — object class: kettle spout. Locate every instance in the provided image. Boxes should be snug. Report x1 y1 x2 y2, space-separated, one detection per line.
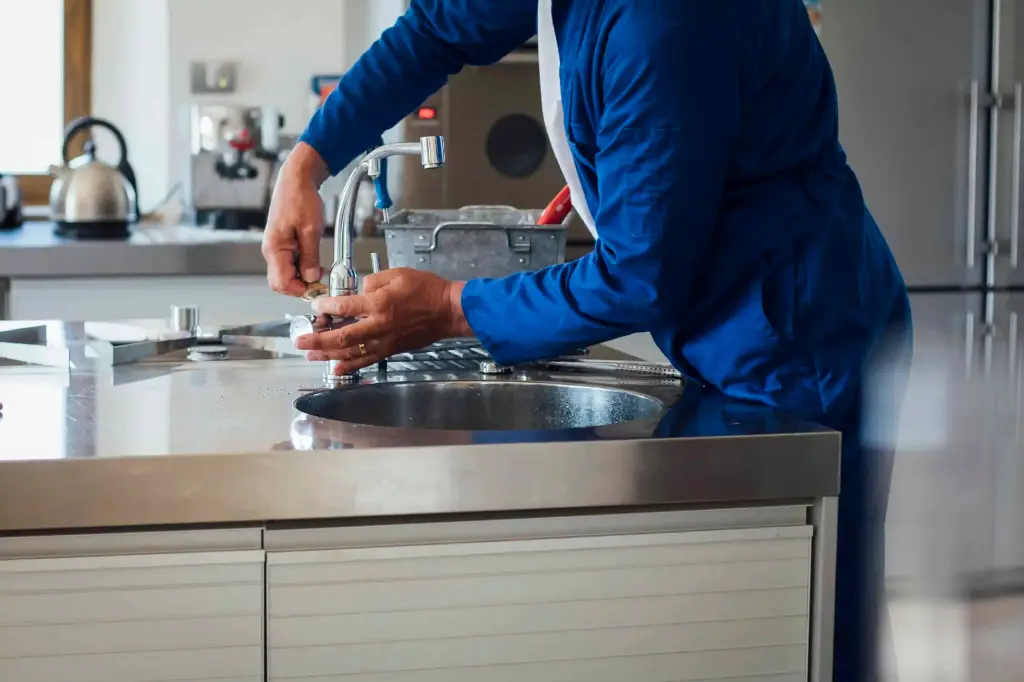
48 165 69 179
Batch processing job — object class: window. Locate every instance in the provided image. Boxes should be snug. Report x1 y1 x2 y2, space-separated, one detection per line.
0 0 91 205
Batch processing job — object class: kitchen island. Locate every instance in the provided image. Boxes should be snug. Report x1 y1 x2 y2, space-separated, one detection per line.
0 323 840 682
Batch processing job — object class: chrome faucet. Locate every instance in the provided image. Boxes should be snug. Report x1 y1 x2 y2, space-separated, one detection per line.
324 136 445 385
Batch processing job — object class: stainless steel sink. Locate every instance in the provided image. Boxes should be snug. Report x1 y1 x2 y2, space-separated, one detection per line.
293 380 666 431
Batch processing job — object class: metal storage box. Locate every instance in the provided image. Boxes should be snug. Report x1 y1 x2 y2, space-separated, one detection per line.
383 205 568 280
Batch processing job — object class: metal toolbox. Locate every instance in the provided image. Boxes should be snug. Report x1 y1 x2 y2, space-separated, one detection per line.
382 205 568 280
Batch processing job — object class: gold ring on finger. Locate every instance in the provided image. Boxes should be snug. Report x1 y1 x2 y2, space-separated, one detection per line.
358 343 368 356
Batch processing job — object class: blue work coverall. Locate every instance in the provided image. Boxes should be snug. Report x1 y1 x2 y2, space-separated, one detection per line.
300 2 914 679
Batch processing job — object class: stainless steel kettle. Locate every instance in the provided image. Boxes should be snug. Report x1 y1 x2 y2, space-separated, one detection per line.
49 117 139 238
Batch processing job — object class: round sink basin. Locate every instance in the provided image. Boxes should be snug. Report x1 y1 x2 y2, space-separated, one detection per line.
294 380 665 431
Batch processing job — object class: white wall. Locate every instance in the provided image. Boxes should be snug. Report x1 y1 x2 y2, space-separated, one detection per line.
92 0 409 212
91 0 171 211
365 0 410 199
366 0 409 50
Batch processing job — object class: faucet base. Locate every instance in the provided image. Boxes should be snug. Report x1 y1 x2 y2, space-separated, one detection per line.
324 371 360 388
478 361 513 375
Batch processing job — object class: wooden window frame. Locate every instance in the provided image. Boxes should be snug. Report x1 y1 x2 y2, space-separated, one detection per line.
18 0 92 206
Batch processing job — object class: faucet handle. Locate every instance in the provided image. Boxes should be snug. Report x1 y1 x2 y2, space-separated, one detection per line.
371 160 393 223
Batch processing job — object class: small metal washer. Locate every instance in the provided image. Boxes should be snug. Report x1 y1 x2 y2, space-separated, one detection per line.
478 360 513 375
187 345 230 362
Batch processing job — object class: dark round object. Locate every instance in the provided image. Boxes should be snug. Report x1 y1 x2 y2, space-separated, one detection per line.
0 204 21 230
485 114 547 179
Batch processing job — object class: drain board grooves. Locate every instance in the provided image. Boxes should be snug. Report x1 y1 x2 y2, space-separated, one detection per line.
383 344 493 372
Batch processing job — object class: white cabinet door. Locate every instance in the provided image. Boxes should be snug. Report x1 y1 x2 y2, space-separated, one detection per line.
0 550 265 682
8 275 311 324
267 524 812 682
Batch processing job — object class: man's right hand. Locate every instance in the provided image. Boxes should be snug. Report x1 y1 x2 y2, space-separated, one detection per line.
262 142 331 298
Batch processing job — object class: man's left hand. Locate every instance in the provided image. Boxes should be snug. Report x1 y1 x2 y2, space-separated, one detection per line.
294 268 472 375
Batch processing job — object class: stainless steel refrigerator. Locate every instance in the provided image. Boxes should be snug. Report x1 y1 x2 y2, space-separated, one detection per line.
822 0 1024 587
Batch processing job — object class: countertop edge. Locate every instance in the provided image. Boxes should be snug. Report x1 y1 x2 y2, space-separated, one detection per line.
0 431 840 533
0 230 596 278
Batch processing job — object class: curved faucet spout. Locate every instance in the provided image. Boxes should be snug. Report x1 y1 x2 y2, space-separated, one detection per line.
329 136 445 295
329 164 365 296
324 136 445 383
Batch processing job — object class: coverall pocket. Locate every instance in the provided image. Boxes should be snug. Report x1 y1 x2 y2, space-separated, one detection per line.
681 270 822 415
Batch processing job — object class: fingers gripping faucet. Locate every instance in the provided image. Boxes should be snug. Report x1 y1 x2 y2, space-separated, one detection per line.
290 136 446 386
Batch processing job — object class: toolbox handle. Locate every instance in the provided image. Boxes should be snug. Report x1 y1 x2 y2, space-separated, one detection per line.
458 204 524 223
413 222 533 254
458 204 519 213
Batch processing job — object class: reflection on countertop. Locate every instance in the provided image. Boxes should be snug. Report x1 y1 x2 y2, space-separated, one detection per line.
0 322 834 459
0 321 839 533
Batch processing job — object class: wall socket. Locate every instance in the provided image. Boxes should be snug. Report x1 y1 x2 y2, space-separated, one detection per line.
190 61 238 94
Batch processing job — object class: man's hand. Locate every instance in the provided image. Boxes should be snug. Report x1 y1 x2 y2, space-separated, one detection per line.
294 268 472 374
262 143 331 298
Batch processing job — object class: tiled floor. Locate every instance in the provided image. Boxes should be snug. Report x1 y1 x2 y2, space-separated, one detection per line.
885 595 1024 682
968 595 1024 682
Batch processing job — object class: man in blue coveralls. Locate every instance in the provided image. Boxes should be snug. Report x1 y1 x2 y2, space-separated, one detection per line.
262 1 912 679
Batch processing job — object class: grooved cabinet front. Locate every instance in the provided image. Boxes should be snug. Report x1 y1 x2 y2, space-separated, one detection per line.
0 551 265 682
266 526 814 682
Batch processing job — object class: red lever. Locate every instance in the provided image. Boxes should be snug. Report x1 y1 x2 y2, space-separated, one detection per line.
538 185 573 225
228 129 255 152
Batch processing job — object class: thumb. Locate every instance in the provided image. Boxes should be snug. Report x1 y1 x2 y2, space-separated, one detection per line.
296 224 323 283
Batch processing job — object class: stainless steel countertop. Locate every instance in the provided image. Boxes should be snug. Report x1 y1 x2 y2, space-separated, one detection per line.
0 222 596 278
0 321 840 534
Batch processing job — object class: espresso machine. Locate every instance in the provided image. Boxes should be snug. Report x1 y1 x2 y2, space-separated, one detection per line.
184 104 286 230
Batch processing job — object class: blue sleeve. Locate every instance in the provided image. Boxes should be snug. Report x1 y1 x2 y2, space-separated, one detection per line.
461 4 741 365
298 0 536 175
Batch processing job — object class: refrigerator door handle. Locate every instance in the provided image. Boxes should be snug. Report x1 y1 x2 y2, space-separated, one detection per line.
1016 359 1022 444
1016 341 1022 444
968 80 980 270
1010 312 1019 390
984 319 995 378
967 310 977 378
1008 312 1022 443
1012 84 1023 269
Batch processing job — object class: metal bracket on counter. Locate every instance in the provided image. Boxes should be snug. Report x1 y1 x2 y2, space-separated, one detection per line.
0 324 71 369
538 358 684 380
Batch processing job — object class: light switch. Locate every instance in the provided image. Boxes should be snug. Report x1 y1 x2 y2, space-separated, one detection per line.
190 61 238 94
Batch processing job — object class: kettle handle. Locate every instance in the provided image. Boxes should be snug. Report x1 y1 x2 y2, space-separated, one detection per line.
62 117 129 165
62 116 139 215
